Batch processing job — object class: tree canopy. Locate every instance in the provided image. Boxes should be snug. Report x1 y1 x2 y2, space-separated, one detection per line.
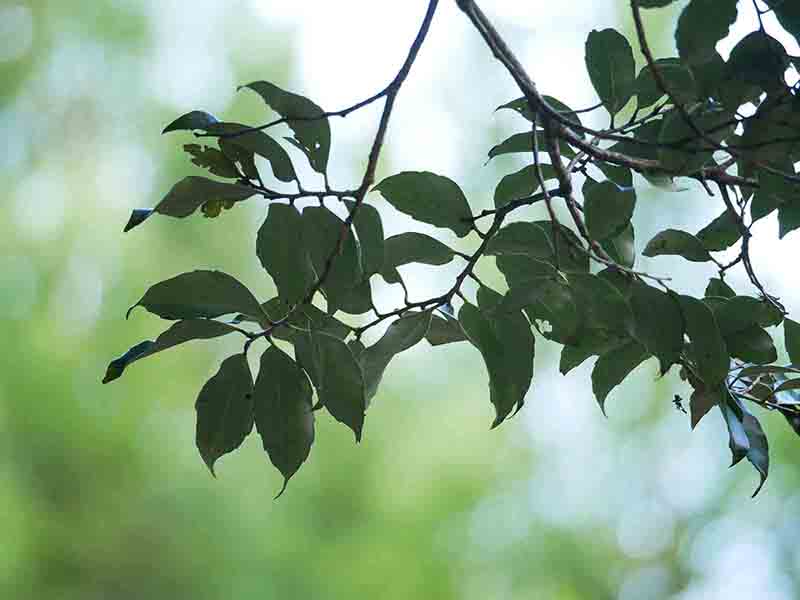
106 0 800 498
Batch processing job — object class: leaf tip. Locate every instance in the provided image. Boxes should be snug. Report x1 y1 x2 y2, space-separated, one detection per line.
124 208 153 232
273 478 289 500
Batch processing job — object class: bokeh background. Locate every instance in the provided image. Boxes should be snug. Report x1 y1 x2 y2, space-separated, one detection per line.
2 1 800 598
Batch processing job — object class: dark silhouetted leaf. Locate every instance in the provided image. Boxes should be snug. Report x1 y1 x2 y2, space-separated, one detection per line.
643 229 711 262
705 278 735 298
630 282 683 374
585 28 636 114
257 204 315 305
690 387 720 429
195 354 254 475
103 319 241 383
696 210 742 251
254 346 314 497
374 172 472 238
676 0 738 66
635 58 698 107
726 325 777 365
148 176 257 224
600 223 635 268
487 132 576 161
678 295 729 385
241 81 330 173
183 144 239 178
380 232 455 284
163 110 219 134
207 122 297 183
124 208 154 232
494 164 557 208
658 104 734 174
307 332 366 441
591 340 649 414
302 206 362 311
129 270 267 323
720 394 749 466
496 95 584 133
360 310 433 402
460 289 534 427
345 201 384 278
583 180 636 241
425 314 468 346
785 319 800 364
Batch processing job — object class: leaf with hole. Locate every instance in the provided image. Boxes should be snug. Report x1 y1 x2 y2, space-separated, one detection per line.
241 81 330 173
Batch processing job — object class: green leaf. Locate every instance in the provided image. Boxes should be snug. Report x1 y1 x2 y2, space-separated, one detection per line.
690 387 720 429
591 340 649 414
500 277 581 345
490 221 588 273
183 144 240 178
767 1 800 45
241 81 330 173
487 132 576 161
103 320 241 384
600 223 635 268
657 104 734 174
207 123 298 183
459 290 534 427
725 31 790 91
785 319 800 364
696 210 742 251
162 110 219 134
705 278 735 298
254 346 314 497
360 310 433 402
126 176 257 231
567 272 634 335
494 164 558 208
719 394 750 466
629 282 683 374
128 270 267 323
643 229 711 262
496 95 585 133
583 180 636 241
336 279 374 316
676 0 738 66
585 28 636 114
560 331 628 375
739 403 769 497
425 315 468 346
307 332 366 441
380 232 455 284
345 201 385 278
726 325 777 365
713 296 774 335
257 204 315 305
635 58 698 108
302 206 362 311
195 354 254 475
374 172 472 238
678 295 729 385
638 0 678 7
